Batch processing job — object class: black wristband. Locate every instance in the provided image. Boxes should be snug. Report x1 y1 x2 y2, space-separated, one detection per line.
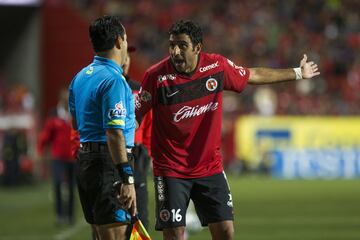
116 163 134 185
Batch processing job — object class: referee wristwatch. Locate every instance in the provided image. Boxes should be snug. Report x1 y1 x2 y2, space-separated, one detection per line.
126 175 135 185
116 162 135 185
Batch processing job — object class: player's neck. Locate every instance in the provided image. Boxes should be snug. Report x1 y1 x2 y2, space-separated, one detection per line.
190 54 200 72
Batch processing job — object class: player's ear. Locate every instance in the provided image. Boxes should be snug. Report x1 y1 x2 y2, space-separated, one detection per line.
194 43 202 55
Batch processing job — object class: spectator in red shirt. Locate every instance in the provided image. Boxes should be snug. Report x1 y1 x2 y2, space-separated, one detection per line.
38 88 76 226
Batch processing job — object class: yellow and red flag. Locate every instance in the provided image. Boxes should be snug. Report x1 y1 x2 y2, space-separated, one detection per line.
129 217 151 240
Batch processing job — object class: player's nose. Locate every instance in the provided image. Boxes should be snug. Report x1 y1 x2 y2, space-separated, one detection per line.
173 45 181 56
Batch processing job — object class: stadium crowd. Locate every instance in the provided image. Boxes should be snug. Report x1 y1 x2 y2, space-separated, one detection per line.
1 0 359 116
72 0 360 116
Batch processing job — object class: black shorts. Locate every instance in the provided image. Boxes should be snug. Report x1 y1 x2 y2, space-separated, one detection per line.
76 145 133 225
154 172 234 230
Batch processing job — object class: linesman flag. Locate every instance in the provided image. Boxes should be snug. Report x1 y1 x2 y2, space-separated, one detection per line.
130 216 152 240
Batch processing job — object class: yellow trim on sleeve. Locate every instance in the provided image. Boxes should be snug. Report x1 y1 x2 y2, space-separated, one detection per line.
107 119 125 126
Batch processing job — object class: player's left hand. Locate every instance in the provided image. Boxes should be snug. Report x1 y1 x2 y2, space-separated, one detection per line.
300 54 320 79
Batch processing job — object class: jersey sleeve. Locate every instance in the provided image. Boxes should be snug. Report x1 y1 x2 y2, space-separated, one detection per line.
101 77 128 129
221 55 250 93
135 70 155 122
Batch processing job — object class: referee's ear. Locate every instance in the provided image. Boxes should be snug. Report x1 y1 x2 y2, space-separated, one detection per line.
115 36 122 50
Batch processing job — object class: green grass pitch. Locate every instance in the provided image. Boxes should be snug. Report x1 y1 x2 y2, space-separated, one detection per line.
0 175 359 240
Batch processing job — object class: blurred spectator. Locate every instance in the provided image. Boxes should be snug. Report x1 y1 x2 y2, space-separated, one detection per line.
2 129 28 186
0 83 34 114
0 80 36 186
253 87 278 116
38 88 76 226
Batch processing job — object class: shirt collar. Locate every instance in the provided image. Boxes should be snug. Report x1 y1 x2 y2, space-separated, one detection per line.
93 56 123 75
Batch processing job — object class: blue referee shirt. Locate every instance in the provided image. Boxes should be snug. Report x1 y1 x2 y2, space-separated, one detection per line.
69 56 135 147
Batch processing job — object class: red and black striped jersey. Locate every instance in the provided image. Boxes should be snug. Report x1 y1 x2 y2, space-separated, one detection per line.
136 52 249 178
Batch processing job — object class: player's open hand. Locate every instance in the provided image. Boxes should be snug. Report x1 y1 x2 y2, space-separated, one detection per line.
119 184 137 216
300 54 320 79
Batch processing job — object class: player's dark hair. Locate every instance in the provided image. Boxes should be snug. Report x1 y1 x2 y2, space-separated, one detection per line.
169 20 203 47
89 15 125 52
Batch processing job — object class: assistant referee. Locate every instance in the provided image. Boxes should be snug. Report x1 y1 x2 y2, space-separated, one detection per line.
68 16 136 240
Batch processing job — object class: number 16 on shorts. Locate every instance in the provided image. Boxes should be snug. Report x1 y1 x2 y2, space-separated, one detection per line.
159 208 183 223
171 209 182 222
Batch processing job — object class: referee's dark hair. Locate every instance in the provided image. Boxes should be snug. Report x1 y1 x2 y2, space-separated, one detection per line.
169 20 203 48
89 15 125 53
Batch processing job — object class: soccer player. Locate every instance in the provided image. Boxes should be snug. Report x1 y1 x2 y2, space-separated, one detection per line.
68 16 136 240
135 20 320 240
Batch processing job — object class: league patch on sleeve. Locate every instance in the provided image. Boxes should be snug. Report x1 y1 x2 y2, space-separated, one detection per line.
108 101 127 119
135 88 152 110
139 88 152 102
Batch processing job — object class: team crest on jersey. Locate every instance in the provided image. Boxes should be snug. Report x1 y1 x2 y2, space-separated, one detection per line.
157 74 176 83
108 101 126 118
206 78 218 91
159 209 171 222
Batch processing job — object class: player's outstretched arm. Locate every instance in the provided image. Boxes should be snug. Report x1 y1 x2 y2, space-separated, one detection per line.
248 54 320 85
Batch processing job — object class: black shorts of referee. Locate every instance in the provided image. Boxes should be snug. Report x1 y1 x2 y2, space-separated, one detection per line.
76 141 134 225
